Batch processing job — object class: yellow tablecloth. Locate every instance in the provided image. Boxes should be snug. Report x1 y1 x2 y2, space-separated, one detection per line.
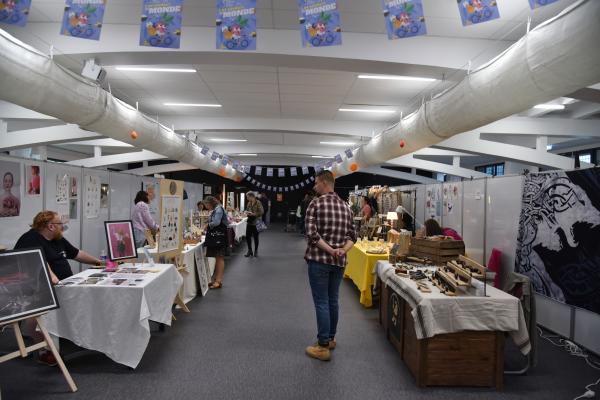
344 245 388 307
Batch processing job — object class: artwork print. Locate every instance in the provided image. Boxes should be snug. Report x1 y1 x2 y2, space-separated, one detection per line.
69 198 78 220
158 195 181 254
298 0 342 48
85 174 100 219
0 248 59 325
382 0 426 40
139 0 183 49
56 174 69 204
60 0 106 41
143 181 158 213
0 0 31 27
194 247 209 296
515 168 600 314
100 183 109 208
69 176 78 198
0 160 21 218
457 0 500 26
26 164 41 196
216 0 256 51
104 220 138 261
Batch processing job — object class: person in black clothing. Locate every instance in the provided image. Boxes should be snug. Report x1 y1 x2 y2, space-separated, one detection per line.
14 210 104 366
258 193 269 224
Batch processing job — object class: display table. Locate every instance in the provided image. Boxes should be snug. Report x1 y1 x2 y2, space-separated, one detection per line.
42 264 182 369
229 218 247 243
344 244 388 307
376 261 530 388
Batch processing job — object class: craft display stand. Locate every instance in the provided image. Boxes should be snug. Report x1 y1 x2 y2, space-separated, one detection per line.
0 314 77 392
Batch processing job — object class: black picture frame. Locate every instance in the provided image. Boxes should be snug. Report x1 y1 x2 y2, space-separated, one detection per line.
104 220 138 261
0 247 59 325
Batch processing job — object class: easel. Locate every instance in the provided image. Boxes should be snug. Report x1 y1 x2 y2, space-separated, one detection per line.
172 254 190 318
0 313 77 392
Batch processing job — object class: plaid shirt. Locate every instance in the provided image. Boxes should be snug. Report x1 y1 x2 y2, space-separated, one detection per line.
304 192 356 268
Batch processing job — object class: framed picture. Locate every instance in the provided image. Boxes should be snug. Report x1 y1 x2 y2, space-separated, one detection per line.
26 164 41 196
104 220 138 261
0 248 59 325
0 160 21 217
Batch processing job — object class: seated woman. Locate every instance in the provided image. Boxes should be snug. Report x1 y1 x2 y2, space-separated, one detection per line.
424 218 463 241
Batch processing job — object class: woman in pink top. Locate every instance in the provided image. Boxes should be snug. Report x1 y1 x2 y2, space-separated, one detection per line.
424 218 463 241
360 196 372 222
131 190 159 248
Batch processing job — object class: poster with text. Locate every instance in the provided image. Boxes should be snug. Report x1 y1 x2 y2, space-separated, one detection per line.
216 0 256 51
528 0 560 9
56 174 68 204
457 0 499 26
515 169 600 315
0 0 31 27
140 0 183 48
26 164 41 196
158 195 181 254
382 0 426 40
60 0 106 41
0 160 21 218
84 174 100 218
298 0 341 48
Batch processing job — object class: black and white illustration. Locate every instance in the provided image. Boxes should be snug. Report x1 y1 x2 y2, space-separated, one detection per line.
0 248 59 324
85 175 100 219
56 174 68 204
515 169 600 314
158 195 181 253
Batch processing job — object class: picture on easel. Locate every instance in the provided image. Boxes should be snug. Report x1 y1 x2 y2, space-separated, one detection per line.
0 248 59 325
104 220 138 261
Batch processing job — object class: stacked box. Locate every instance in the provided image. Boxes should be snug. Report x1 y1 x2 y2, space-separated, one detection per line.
409 238 465 264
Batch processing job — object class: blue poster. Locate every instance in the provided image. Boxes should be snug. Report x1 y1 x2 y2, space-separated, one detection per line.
382 0 426 40
457 0 500 26
0 0 31 27
140 0 183 49
298 0 342 48
528 0 560 9
60 0 106 41
216 0 256 51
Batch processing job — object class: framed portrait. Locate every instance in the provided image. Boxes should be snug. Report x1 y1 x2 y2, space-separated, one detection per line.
104 220 138 261
0 248 59 325
0 160 21 218
25 164 41 197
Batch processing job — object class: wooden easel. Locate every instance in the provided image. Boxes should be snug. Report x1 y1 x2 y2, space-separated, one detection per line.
0 313 77 392
172 254 190 318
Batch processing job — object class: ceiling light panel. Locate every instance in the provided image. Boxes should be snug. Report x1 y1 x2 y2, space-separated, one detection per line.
358 74 436 82
116 67 197 73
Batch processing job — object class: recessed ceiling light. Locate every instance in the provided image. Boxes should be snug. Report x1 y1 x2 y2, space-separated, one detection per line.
311 155 332 158
238 153 257 156
320 141 355 146
116 67 197 73
533 104 565 110
209 138 247 142
358 74 436 82
546 144 553 151
339 108 396 114
164 103 222 107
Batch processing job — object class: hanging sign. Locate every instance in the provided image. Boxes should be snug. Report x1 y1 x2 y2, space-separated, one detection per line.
211 151 219 161
201 145 209 155
457 0 499 26
382 0 426 40
267 185 272 191
216 0 256 50
301 166 309 175
290 167 298 177
284 187 289 192
255 166 262 175
61 0 106 41
344 148 353 158
0 0 31 27
266 168 274 177
298 0 342 48
528 0 560 8
334 154 343 164
300 182 305 187
139 0 183 49
278 168 285 177
221 155 229 166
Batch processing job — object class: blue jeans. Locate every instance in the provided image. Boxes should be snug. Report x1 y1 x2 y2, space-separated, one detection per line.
307 260 345 346
134 228 146 249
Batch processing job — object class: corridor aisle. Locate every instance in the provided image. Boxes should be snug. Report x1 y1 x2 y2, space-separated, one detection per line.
0 224 597 400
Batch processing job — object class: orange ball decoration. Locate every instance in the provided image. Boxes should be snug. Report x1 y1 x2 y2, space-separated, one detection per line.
399 139 405 148
131 130 138 140
219 168 226 177
350 163 359 172
235 176 242 183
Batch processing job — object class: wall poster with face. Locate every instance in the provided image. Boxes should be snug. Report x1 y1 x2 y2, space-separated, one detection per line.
0 160 21 218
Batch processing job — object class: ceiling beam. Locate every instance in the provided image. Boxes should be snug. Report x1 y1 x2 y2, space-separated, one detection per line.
0 124 101 151
63 138 134 148
474 116 600 137
0 100 57 120
66 150 166 168
386 155 489 179
570 102 600 119
361 166 437 184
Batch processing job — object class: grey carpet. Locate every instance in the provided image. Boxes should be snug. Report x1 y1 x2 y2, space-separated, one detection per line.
0 223 598 400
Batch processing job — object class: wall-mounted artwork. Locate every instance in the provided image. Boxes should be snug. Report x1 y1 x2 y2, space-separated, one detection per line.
0 160 21 218
100 183 109 208
158 195 181 254
143 181 158 213
69 199 78 220
56 174 69 204
0 248 59 325
104 220 138 261
69 176 78 198
26 164 41 196
85 174 100 219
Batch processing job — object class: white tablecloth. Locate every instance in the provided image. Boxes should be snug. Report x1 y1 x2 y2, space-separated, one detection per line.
229 218 247 242
42 264 183 368
180 242 202 303
375 261 530 355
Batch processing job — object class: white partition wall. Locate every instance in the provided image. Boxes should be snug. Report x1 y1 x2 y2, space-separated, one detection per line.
442 182 463 236
485 175 523 287
81 169 109 262
415 185 425 228
109 171 138 221
462 179 486 264
142 176 161 222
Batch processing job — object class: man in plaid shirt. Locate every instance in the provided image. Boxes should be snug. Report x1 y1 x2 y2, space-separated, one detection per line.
304 170 356 361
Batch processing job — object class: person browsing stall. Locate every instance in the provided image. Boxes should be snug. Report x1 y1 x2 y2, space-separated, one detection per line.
131 190 159 248
203 196 228 289
244 191 264 257
304 170 356 361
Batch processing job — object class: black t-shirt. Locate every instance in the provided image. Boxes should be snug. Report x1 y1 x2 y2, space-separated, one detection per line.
14 229 79 280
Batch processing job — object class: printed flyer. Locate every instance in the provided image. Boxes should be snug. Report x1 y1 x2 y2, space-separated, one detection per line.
0 0 31 27
457 0 499 27
382 0 426 40
60 0 106 41
140 0 183 49
216 0 256 51
298 0 341 48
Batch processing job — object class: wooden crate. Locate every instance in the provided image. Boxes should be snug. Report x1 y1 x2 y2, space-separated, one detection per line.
410 238 464 264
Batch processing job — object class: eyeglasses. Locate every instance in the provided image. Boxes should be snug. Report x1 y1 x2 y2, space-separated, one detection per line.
49 221 65 226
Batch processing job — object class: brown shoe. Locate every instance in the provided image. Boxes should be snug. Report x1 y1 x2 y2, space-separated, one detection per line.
305 344 331 361
37 351 58 366
329 338 336 350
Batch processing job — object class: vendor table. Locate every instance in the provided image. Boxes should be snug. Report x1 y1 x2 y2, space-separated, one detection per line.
42 264 182 369
344 244 388 307
229 218 247 243
376 261 530 389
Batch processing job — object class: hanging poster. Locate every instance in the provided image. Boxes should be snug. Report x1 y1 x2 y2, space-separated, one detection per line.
84 174 100 219
139 0 183 49
69 198 78 220
443 183 459 216
69 176 78 198
457 0 499 26
298 0 341 48
211 151 219 161
302 166 309 175
0 160 21 218
515 169 600 315
158 195 181 253
528 0 560 9
266 168 273 177
143 181 158 213
290 167 298 177
60 0 106 41
344 148 353 158
216 0 256 51
100 183 109 208
56 174 69 204
334 154 343 164
25 165 41 196
425 184 441 222
382 0 426 40
201 145 209 155
278 168 285 177
0 0 31 27
255 166 262 175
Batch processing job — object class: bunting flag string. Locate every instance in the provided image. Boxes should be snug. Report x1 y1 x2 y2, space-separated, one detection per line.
302 166 309 175
211 151 219 161
290 167 298 177
278 167 285 177
201 146 209 155
255 166 262 175
334 154 343 164
266 167 273 177
344 148 353 158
